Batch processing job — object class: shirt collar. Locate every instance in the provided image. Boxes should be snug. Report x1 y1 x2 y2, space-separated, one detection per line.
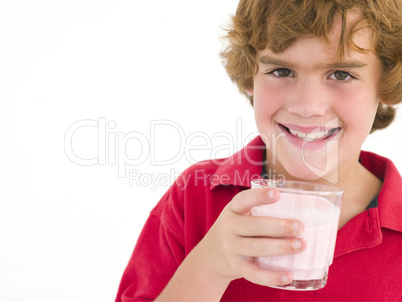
209 136 266 189
360 151 402 232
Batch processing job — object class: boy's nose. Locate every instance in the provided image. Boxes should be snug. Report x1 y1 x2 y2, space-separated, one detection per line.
286 79 329 118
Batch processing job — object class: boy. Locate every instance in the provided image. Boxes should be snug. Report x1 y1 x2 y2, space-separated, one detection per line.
116 0 402 300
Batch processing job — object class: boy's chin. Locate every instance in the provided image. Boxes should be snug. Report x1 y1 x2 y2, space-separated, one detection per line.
284 164 339 184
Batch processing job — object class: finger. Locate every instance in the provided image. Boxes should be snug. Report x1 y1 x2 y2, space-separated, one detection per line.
237 237 306 257
236 261 293 287
234 215 305 237
229 187 280 214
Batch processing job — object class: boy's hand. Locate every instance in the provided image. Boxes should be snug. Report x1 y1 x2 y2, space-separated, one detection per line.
196 187 306 287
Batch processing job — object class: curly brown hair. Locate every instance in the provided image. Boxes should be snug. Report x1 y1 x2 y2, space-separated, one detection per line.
221 0 402 132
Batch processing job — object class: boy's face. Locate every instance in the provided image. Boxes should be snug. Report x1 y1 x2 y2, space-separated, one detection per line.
248 16 381 183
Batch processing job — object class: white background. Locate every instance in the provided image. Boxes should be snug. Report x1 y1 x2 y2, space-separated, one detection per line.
0 1 400 301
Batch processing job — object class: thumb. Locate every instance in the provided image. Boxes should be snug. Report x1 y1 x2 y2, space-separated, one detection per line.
229 186 280 215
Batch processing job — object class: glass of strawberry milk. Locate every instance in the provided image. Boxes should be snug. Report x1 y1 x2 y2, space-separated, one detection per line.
250 179 343 290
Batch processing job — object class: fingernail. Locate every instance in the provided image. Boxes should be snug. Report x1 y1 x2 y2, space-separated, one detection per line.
292 239 302 250
292 222 300 234
281 275 289 284
268 190 274 199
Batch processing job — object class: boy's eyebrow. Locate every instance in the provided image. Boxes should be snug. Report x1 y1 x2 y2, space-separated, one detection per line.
259 56 297 69
259 56 367 69
324 61 367 69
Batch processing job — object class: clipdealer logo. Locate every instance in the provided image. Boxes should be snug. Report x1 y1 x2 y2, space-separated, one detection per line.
63 117 259 188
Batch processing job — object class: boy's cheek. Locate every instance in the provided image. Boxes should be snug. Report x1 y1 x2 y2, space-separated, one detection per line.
253 86 286 110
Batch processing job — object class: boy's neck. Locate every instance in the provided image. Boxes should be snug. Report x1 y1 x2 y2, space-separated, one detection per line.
336 162 382 228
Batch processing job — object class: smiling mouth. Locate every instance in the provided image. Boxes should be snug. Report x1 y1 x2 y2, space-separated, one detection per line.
280 124 340 141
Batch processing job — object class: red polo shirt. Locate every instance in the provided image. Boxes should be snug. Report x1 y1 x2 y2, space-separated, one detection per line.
116 136 402 301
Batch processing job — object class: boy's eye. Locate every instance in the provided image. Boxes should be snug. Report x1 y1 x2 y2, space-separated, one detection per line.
331 71 352 81
268 68 294 77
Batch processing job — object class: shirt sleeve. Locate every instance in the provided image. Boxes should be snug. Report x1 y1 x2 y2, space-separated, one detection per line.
115 185 185 302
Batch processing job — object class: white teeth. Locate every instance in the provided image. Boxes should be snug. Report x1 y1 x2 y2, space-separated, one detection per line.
288 128 331 141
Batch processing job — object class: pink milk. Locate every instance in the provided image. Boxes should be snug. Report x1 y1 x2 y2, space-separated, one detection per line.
251 193 341 282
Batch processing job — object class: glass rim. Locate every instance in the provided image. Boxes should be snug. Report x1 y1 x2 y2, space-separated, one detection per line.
251 179 344 196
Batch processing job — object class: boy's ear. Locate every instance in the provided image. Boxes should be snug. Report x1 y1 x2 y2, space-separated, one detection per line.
246 88 254 96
